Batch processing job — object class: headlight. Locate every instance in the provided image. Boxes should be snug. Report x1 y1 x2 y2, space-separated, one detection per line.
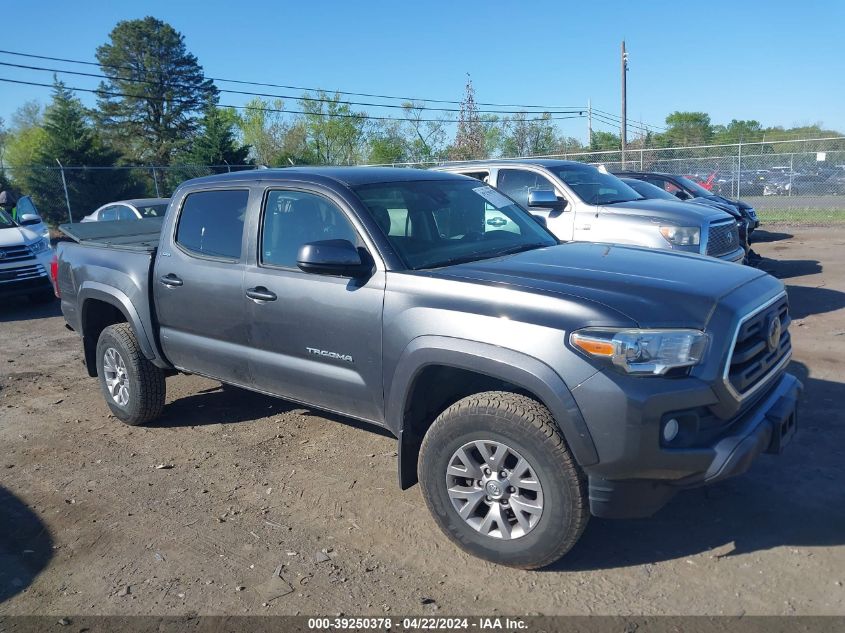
570 328 709 375
27 237 50 255
659 225 700 247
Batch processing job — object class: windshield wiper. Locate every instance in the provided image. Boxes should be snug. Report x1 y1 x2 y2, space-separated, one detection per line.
419 242 549 270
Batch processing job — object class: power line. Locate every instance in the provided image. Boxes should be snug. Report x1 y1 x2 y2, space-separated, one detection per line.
0 60 589 116
0 76 587 125
0 48 589 111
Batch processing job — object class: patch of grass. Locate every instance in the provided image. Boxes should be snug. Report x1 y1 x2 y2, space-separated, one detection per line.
757 208 845 224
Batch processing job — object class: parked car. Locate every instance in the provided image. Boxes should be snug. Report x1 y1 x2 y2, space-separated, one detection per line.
614 170 759 234
57 167 800 569
621 177 751 259
0 205 55 303
763 174 832 196
434 160 745 263
81 198 170 222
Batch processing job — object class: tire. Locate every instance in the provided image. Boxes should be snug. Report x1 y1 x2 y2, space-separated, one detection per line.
95 323 165 425
28 289 56 304
418 391 589 569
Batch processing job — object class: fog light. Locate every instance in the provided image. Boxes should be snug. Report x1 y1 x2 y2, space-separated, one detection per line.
663 418 680 443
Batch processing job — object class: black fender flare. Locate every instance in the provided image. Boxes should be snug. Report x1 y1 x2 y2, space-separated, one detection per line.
387 335 599 489
78 282 163 373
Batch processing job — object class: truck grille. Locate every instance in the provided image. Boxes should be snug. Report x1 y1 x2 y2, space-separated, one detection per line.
724 294 791 399
706 220 741 257
0 264 47 284
0 244 35 263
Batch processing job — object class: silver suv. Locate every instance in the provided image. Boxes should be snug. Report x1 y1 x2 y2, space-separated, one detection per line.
434 159 745 262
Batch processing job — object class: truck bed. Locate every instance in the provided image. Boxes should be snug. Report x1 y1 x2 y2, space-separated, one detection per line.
59 217 163 252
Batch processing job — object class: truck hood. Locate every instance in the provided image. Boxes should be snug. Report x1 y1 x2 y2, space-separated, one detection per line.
0 225 41 248
599 198 727 225
429 242 770 329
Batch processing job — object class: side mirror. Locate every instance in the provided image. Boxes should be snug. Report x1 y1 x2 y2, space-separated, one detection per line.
19 213 42 226
531 214 548 227
528 190 566 211
674 190 692 201
297 239 371 277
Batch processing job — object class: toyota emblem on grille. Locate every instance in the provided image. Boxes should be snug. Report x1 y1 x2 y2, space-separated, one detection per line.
766 314 782 352
0 251 6 260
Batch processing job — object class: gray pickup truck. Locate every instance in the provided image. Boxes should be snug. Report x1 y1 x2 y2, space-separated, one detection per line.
57 167 800 569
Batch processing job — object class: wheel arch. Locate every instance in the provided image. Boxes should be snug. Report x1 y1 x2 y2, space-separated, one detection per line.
78 283 158 377
387 336 598 489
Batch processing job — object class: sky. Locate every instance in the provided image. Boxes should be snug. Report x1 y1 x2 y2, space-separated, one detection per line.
1 0 843 144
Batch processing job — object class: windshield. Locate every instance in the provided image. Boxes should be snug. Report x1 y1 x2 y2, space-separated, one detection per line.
675 175 713 198
546 164 643 205
353 179 557 270
0 208 16 228
622 178 677 201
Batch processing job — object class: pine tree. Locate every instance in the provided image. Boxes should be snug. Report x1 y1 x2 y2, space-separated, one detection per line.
185 104 251 170
26 80 136 224
96 17 217 164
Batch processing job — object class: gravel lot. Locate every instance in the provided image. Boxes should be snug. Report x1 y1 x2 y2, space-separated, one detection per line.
1 227 843 616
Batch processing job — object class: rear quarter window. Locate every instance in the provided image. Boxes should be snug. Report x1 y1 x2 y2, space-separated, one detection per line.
175 190 249 260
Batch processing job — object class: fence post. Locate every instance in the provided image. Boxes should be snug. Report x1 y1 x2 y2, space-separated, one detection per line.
640 148 644 169
789 154 794 197
736 140 742 198
152 167 161 197
55 158 73 223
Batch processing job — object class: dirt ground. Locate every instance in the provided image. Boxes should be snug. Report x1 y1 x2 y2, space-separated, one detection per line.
1 227 843 617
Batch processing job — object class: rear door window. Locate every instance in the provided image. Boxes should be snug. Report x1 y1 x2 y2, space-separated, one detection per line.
115 205 137 221
175 190 249 260
99 206 118 221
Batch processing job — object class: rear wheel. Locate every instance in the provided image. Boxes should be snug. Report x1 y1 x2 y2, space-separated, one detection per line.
418 391 589 569
95 323 165 425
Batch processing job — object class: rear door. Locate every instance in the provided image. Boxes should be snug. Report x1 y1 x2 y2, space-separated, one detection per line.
153 188 252 384
242 186 385 423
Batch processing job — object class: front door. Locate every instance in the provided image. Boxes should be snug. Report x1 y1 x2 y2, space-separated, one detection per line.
153 188 252 384
243 187 385 423
494 168 575 240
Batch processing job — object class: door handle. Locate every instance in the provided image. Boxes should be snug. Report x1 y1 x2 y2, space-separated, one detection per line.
159 273 183 287
246 286 277 302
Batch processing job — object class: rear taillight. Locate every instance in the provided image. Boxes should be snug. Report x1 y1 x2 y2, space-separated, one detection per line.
50 253 60 297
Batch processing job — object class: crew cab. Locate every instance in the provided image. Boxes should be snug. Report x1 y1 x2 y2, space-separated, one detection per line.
433 160 745 263
56 168 800 569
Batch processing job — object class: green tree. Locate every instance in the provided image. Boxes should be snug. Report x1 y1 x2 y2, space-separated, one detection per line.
183 103 251 169
300 91 367 165
450 76 485 161
368 119 407 165
95 17 217 164
589 130 621 151
26 81 137 224
236 97 288 165
401 101 448 164
501 112 558 157
660 111 713 147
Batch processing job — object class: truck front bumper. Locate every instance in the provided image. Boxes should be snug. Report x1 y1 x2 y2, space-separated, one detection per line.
573 370 801 519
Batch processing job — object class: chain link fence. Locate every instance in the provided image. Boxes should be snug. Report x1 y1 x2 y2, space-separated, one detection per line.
525 137 845 226
3 137 844 226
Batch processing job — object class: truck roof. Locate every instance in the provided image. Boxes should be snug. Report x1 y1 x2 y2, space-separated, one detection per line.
184 166 468 188
435 158 589 169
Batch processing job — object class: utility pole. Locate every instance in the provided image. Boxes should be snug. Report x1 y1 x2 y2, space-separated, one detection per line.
587 99 593 148
621 40 628 166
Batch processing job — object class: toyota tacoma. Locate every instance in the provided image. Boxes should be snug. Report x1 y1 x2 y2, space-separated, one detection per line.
56 168 800 569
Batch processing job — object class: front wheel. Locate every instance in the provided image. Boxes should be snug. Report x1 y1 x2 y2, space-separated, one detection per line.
418 391 589 569
95 323 165 425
